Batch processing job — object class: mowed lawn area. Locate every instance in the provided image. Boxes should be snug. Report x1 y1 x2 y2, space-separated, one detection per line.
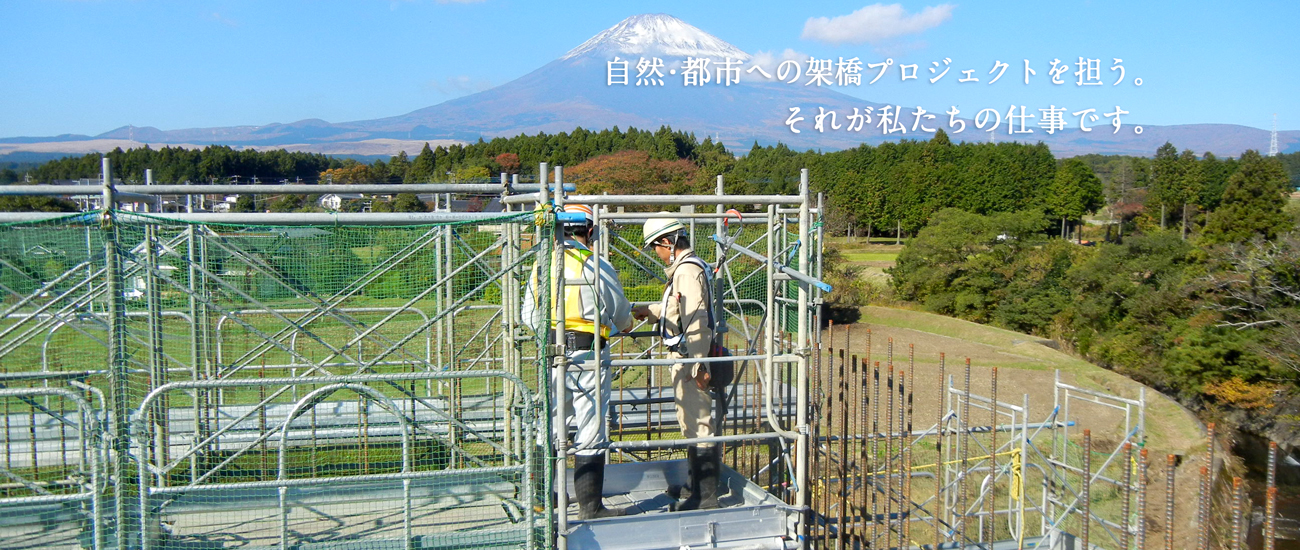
827 236 899 289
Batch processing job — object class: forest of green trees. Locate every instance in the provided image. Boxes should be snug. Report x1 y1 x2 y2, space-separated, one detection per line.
888 148 1298 414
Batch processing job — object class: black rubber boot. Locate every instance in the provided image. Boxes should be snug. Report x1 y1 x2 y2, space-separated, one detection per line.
574 454 625 520
675 446 719 511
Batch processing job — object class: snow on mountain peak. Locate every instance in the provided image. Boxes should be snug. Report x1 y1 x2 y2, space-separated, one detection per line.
561 13 751 61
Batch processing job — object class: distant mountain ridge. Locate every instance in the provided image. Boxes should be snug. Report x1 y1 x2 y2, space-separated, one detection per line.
3 13 1296 159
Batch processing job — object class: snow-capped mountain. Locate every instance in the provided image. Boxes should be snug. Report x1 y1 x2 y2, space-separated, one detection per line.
345 13 883 149
561 13 751 61
4 13 1294 157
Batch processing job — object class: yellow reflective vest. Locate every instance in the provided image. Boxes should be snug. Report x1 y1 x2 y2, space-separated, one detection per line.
523 240 631 339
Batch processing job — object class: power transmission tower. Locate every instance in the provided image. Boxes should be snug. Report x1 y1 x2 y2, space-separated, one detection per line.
1269 114 1279 157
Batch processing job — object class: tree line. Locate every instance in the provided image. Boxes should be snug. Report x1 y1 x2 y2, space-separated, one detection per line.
7 126 1297 237
19 126 723 185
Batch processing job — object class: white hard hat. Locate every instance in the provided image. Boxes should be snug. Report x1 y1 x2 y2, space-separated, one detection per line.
562 203 593 225
642 217 686 248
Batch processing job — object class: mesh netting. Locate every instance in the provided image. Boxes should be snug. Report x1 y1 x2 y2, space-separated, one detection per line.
0 210 551 550
0 206 822 550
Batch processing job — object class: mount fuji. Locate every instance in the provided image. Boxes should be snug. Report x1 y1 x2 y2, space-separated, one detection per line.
3 13 1296 158
345 13 886 150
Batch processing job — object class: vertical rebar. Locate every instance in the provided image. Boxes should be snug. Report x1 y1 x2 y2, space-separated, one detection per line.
908 351 916 548
864 328 871 369
902 445 912 548
960 358 971 546
861 328 871 550
826 328 837 548
1266 487 1278 550
1199 421 1216 550
1165 454 1176 550
862 327 872 550
899 371 909 548
850 345 861 544
871 361 880 548
1082 429 1092 550
837 325 847 547
1232 476 1243 550
905 344 914 548
1266 441 1278 550
1197 465 1209 550
936 352 946 550
1018 393 1029 550
884 365 894 550
858 356 869 549
1122 442 1133 550
836 349 847 550
987 366 998 545
1138 448 1148 550
818 321 830 548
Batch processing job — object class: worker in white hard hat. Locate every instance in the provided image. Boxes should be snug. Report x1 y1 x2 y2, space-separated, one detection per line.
631 216 721 511
522 203 634 520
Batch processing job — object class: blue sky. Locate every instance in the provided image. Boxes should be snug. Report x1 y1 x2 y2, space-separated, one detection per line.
1 0 1296 137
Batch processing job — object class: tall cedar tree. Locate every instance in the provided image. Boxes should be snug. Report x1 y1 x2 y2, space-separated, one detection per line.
405 143 437 183
1046 159 1103 239
1150 142 1181 227
1202 150 1292 245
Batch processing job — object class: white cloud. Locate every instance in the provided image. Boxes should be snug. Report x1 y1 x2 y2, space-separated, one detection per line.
205 12 239 27
802 3 954 46
426 75 493 95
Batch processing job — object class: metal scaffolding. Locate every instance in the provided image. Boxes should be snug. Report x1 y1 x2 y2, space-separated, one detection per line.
0 159 1246 550
0 160 822 550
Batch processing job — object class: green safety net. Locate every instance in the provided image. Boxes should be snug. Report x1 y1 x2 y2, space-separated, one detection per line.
0 206 821 550
0 209 552 550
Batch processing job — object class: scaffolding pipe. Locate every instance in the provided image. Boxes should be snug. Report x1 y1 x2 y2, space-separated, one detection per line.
0 183 572 195
710 235 832 293
551 164 570 550
795 168 811 522
564 194 801 206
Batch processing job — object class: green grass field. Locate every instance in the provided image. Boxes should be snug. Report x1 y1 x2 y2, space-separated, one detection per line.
840 252 898 263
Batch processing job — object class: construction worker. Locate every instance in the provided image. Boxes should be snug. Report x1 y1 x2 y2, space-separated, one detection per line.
522 203 634 520
631 217 721 511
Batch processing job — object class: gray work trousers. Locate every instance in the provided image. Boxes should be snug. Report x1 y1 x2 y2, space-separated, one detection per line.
550 347 612 458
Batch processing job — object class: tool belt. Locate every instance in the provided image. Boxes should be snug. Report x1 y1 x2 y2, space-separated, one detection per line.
565 330 605 350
